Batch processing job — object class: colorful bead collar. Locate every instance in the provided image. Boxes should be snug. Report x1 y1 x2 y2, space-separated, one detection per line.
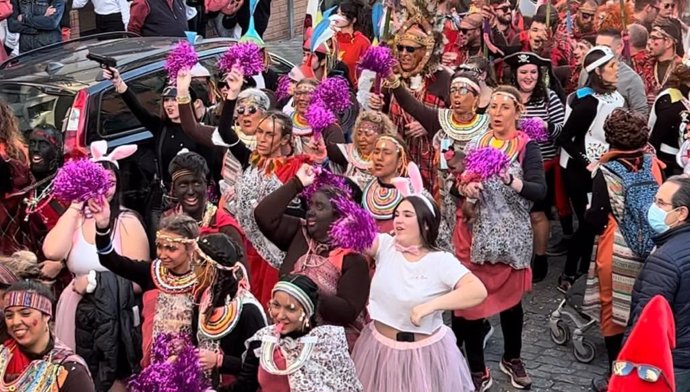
150 259 197 294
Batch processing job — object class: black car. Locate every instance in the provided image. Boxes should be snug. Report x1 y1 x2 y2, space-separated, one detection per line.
0 33 293 215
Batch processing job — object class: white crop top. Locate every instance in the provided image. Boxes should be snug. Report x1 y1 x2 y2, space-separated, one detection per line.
66 217 121 276
368 234 469 335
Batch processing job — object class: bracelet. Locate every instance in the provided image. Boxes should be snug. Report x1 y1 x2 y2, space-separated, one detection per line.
69 205 82 212
95 227 111 236
176 95 191 104
466 198 478 204
506 174 515 186
382 75 401 89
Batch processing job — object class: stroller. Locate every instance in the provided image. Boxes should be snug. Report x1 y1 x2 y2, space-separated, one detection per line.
548 275 598 363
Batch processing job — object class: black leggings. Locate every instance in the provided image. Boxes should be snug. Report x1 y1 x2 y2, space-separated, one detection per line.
452 302 524 373
562 164 595 277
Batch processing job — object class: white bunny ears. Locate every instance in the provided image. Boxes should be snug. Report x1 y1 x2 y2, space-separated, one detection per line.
90 140 138 169
391 162 436 217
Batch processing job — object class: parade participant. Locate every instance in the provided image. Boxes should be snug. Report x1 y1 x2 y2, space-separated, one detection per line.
581 109 663 392
513 8 569 67
334 1 371 87
243 274 363 392
505 52 566 282
0 280 95 392
352 177 487 392
255 164 373 348
360 135 410 233
103 67 212 187
42 141 147 390
92 204 199 368
325 110 397 190
0 251 40 342
490 0 519 46
163 151 246 263
238 2 280 92
633 0 661 31
383 71 488 252
459 57 497 114
557 46 624 292
637 19 685 107
453 86 546 391
290 79 346 160
555 35 595 95
371 0 451 191
0 101 30 254
561 0 598 39
193 233 266 390
444 12 484 68
177 67 270 206
649 63 690 176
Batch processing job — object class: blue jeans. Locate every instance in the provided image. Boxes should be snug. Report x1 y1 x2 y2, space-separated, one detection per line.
677 367 690 392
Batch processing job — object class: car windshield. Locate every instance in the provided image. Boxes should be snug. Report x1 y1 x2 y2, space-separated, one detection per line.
0 83 74 134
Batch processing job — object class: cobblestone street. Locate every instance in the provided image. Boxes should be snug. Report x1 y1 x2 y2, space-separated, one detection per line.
266 37 608 391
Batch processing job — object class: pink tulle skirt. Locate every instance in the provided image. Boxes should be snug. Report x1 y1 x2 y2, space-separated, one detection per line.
54 279 82 351
352 323 474 392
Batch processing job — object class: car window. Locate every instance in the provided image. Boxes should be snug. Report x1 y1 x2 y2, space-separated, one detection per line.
97 70 167 138
0 84 73 135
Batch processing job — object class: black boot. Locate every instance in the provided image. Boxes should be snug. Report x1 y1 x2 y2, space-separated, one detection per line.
532 254 548 283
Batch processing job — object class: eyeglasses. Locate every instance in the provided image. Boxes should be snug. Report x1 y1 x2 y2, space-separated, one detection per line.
237 105 258 115
649 34 667 41
580 12 595 20
612 361 667 384
450 86 476 95
397 45 421 54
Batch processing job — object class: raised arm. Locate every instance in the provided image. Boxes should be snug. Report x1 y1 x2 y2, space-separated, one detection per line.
253 176 303 252
103 68 164 134
43 202 83 261
389 84 441 133
215 68 253 167
177 69 216 147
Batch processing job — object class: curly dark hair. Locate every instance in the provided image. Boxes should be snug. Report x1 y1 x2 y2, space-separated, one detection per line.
168 151 210 180
508 63 548 104
663 63 690 91
603 108 649 151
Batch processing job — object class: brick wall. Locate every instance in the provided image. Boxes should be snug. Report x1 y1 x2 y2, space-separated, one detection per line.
263 0 308 41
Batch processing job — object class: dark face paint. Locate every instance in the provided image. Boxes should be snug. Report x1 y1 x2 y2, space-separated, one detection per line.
28 131 62 178
306 191 337 243
173 172 207 219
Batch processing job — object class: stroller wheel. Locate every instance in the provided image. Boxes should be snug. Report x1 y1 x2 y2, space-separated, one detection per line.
550 320 570 345
573 340 596 363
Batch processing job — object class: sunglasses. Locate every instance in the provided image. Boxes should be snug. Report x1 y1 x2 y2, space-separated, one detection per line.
397 45 421 54
612 361 667 384
459 27 478 35
494 5 510 12
237 105 258 115
663 2 675 9
580 12 595 19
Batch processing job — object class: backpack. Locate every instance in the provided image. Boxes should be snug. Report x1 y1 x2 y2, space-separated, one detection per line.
601 155 658 259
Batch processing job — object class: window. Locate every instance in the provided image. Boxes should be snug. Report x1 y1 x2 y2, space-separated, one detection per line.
0 83 73 135
97 69 167 138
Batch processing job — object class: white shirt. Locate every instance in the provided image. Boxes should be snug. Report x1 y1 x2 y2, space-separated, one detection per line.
72 0 130 28
368 234 469 335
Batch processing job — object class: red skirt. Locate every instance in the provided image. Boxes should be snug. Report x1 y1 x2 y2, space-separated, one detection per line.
247 246 279 312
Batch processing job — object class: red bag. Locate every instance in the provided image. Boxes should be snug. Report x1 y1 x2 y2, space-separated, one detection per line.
0 0 12 22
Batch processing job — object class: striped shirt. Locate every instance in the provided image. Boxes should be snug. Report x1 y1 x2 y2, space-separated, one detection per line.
523 90 566 161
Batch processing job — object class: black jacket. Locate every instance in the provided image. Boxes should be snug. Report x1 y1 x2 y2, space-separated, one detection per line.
75 272 143 391
627 223 690 369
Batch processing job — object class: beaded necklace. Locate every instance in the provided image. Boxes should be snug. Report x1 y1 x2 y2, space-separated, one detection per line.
260 334 317 376
362 179 403 220
22 177 55 222
476 131 522 162
150 259 197 294
347 145 372 170
198 294 243 340
438 110 489 142
0 344 65 392
292 112 312 136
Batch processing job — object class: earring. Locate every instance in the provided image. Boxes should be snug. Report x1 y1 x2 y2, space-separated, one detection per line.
298 312 305 322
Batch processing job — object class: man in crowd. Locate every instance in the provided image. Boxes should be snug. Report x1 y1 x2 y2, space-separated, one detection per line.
633 0 661 31
72 0 129 33
636 18 685 106
7 0 64 53
127 0 187 37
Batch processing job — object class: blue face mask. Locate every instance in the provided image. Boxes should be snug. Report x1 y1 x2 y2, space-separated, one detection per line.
647 203 674 233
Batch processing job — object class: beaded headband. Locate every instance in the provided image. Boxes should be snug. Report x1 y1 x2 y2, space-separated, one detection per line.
4 290 53 317
172 169 196 183
451 77 481 94
156 232 196 245
584 46 615 73
196 245 243 272
272 281 315 318
492 91 520 104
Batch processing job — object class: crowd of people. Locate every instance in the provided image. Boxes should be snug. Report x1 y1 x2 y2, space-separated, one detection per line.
0 0 689 391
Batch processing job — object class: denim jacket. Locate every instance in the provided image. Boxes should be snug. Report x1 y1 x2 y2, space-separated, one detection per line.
7 0 64 53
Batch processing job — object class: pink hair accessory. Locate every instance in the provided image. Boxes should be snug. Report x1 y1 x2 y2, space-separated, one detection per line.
90 140 138 169
391 162 436 216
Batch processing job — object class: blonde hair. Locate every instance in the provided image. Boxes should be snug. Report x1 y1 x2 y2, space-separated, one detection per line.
352 111 398 139
0 251 41 280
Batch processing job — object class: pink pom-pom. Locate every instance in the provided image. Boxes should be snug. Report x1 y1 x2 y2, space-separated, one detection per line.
275 75 291 101
519 117 549 142
52 159 111 203
358 45 396 76
218 42 264 76
461 147 510 184
164 41 198 85
312 76 352 114
305 100 337 140
329 197 377 252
